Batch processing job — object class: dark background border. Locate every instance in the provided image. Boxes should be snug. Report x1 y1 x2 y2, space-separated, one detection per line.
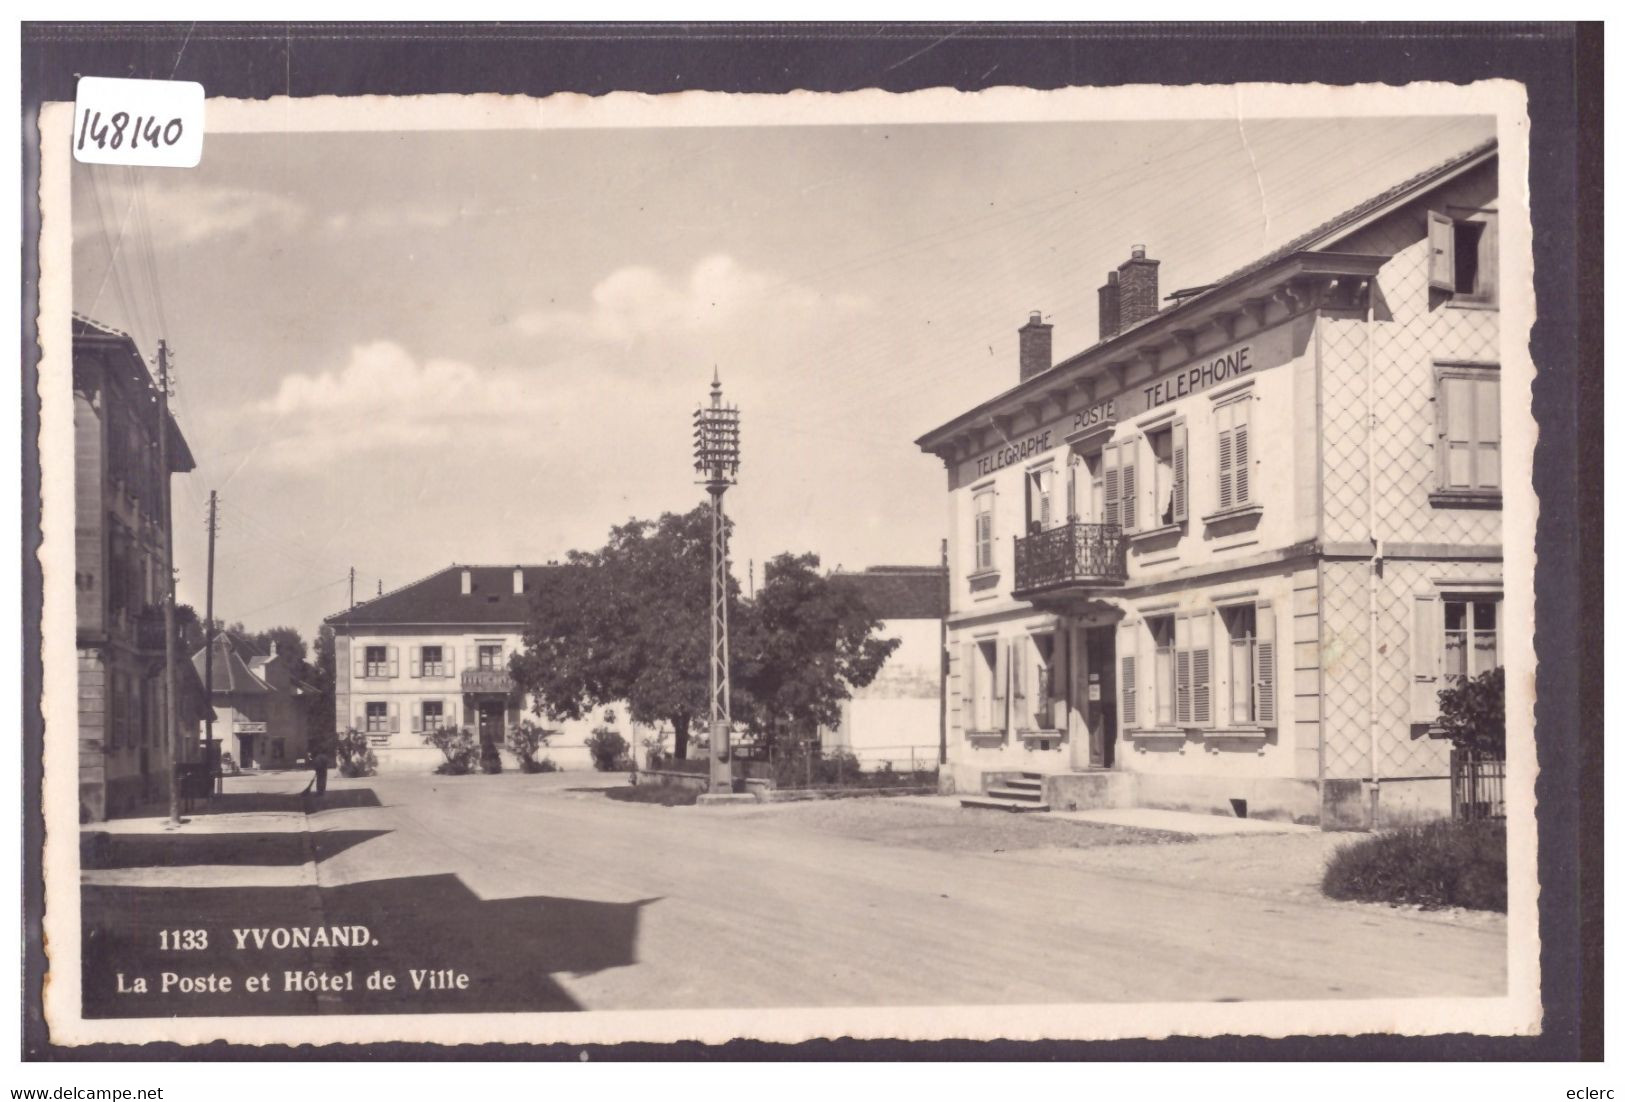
20 20 1601 1062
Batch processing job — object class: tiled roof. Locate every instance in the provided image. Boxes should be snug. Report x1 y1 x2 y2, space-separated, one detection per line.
829 565 948 622
324 564 561 628
191 636 270 695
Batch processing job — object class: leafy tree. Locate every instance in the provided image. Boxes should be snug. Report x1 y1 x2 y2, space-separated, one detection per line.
1435 666 1506 757
734 553 899 753
511 506 730 760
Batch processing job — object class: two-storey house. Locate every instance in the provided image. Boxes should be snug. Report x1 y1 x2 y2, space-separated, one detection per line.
325 564 649 772
74 315 213 821
915 139 1504 828
191 636 314 770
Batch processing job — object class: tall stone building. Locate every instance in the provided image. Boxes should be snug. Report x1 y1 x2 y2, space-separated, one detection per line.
915 139 1503 827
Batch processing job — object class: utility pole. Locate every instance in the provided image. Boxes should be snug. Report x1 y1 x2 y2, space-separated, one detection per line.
692 369 740 796
203 491 218 791
158 342 182 828
349 566 355 610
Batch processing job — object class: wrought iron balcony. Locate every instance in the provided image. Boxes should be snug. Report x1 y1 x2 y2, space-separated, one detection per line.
461 668 514 695
1012 520 1128 599
132 606 171 653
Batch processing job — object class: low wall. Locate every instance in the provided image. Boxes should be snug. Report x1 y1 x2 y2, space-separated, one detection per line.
634 767 714 792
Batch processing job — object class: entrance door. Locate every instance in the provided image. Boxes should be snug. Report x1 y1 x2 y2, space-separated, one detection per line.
477 702 504 755
239 735 255 770
1084 626 1117 769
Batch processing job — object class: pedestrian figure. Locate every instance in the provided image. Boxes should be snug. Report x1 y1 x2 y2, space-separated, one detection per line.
312 747 330 796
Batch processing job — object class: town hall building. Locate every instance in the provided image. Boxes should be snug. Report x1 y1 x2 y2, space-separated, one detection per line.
915 139 1503 828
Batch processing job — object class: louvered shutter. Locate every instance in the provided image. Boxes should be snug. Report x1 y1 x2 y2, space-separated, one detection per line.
412 700 422 733
1119 622 1138 730
464 645 475 670
993 641 1008 732
353 709 365 731
1170 419 1188 522
1102 445 1121 529
1254 602 1276 725
1233 404 1250 505
1476 376 1500 489
353 647 366 680
1191 611 1213 726
1175 615 1193 726
1012 638 1028 728
409 646 421 679
960 643 977 731
1119 441 1138 531
444 643 457 677
1427 210 1456 291
386 646 399 678
1411 594 1442 724
1217 405 1236 509
1050 630 1068 717
387 700 399 734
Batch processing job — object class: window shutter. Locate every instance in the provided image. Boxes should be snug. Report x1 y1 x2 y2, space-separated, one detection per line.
1050 631 1068 713
464 645 475 670
1254 602 1276 726
1012 639 1028 728
444 643 457 677
1476 375 1500 489
412 701 422 733
1217 407 1235 509
1175 615 1192 726
1119 622 1138 730
354 709 364 731
1102 445 1121 529
1170 419 1188 522
1233 404 1250 505
1119 441 1138 531
409 646 421 679
1427 210 1456 292
960 643 977 730
1192 612 1213 726
1444 376 1473 489
388 700 399 734
387 646 399 678
353 648 366 680
1411 593 1442 725
993 641 1008 732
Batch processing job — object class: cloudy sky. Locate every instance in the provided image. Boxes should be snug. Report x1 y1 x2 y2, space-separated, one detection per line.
72 112 1494 643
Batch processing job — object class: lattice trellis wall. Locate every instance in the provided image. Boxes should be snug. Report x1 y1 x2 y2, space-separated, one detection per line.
1320 558 1456 781
1321 206 1502 548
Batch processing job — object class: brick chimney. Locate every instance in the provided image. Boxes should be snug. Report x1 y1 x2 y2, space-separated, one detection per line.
1116 244 1160 330
1018 311 1052 381
1097 271 1121 341
460 568 472 596
513 567 524 595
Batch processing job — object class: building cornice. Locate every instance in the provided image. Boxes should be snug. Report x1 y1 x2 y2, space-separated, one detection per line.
916 251 1389 459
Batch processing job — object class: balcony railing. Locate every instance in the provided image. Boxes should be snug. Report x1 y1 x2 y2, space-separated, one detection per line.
133 607 171 653
1012 520 1128 597
461 668 515 694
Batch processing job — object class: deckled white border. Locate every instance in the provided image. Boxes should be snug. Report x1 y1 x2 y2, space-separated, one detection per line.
37 81 1539 1047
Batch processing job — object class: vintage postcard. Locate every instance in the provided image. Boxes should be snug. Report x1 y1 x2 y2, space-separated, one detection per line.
35 80 1541 1047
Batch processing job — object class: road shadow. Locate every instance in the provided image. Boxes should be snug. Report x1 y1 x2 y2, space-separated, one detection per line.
82 873 657 1018
104 787 385 821
82 829 389 870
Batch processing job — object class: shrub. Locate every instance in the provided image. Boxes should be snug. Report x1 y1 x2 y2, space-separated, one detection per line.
509 720 556 773
1436 666 1506 756
586 727 632 772
1322 818 1506 912
424 725 477 775
332 728 376 778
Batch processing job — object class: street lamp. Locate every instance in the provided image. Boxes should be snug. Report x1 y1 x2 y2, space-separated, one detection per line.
692 370 740 796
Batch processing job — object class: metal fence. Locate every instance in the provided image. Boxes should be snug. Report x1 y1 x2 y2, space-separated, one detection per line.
1450 748 1505 822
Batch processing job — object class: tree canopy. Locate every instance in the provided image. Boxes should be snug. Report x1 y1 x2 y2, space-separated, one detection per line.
510 506 899 760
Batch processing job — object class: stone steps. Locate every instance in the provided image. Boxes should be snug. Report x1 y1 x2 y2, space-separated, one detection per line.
961 772 1049 813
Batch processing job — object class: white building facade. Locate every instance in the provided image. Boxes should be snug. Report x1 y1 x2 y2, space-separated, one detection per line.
916 140 1502 828
326 564 649 773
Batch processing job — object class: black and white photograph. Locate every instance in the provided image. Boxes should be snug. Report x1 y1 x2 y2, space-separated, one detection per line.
23 29 1592 1068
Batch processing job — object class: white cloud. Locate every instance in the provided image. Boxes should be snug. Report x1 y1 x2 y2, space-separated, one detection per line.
243 341 552 471
76 177 309 246
515 254 868 344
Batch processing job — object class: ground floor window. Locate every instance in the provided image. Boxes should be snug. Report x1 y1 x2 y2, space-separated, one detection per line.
365 701 388 733
1444 598 1499 684
419 699 445 732
962 639 1002 733
1148 617 1175 727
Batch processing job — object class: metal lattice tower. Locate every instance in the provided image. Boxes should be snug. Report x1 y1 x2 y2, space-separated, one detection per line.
692 369 740 794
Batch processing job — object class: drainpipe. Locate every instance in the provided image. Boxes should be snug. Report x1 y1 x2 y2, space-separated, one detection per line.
1364 281 1382 830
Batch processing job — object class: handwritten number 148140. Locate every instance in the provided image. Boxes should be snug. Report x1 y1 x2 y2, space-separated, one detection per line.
77 109 184 153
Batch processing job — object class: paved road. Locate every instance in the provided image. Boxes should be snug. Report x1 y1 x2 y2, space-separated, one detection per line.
83 770 1506 1016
